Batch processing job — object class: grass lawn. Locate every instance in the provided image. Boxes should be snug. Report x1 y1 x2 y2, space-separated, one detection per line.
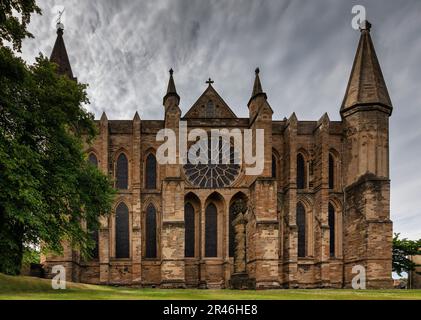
1 273 421 300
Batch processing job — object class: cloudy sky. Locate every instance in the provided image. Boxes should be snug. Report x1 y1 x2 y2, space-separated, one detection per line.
19 0 421 240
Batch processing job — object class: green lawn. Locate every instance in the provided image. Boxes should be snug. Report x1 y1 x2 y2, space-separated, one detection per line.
1 273 421 300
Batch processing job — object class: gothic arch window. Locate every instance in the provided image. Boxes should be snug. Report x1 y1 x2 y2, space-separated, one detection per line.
115 203 129 259
116 153 128 190
205 203 218 257
145 153 157 190
272 155 277 179
329 153 335 190
88 153 98 167
145 204 157 258
296 203 306 258
329 203 335 257
297 153 306 190
87 222 99 260
184 203 195 258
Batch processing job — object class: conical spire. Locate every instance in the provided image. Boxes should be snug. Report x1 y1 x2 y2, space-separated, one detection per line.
50 23 74 80
341 21 392 114
248 68 267 107
163 68 180 105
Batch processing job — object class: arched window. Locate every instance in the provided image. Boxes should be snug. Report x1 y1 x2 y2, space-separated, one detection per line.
184 203 195 258
89 153 98 167
145 204 157 258
205 203 218 257
116 153 128 189
115 203 129 259
272 155 277 179
229 205 236 258
329 203 335 257
87 222 99 260
297 153 306 190
145 154 157 190
329 153 335 190
296 203 306 258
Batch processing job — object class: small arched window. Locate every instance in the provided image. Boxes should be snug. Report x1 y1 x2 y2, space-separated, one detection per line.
296 203 306 258
115 203 129 259
297 153 306 190
329 203 335 257
329 153 335 190
184 203 195 258
272 155 277 179
145 154 157 190
87 221 99 260
205 203 218 257
116 153 128 190
145 204 157 258
89 153 98 167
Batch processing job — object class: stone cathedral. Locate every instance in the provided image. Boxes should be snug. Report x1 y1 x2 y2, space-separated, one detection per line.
42 21 394 289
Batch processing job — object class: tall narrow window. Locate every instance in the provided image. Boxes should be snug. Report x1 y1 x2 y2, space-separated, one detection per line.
184 203 195 258
145 154 157 190
229 205 235 258
115 203 129 259
116 153 128 189
87 222 99 260
296 203 306 258
206 100 215 118
88 153 99 259
297 153 306 189
205 204 218 257
145 204 157 258
329 154 335 189
329 203 335 257
89 153 98 167
272 155 277 179
91 230 99 260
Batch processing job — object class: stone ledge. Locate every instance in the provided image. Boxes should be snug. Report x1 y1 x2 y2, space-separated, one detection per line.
162 220 185 226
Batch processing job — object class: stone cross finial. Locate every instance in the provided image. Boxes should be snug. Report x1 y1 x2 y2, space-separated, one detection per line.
206 78 214 85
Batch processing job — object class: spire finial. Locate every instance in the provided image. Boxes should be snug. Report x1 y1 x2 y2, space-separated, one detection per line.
359 20 372 32
206 78 214 86
248 67 267 107
163 68 180 105
56 9 65 34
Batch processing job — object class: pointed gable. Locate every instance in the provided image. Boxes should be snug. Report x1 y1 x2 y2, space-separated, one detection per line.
184 84 237 119
341 21 392 113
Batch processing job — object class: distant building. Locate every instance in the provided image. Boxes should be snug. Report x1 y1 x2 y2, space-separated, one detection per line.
42 21 394 289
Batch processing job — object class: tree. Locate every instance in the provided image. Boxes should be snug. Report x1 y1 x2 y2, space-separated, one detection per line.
393 233 421 277
0 1 115 275
0 0 41 51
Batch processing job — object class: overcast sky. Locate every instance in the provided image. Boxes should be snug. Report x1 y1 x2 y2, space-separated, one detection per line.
19 0 421 240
